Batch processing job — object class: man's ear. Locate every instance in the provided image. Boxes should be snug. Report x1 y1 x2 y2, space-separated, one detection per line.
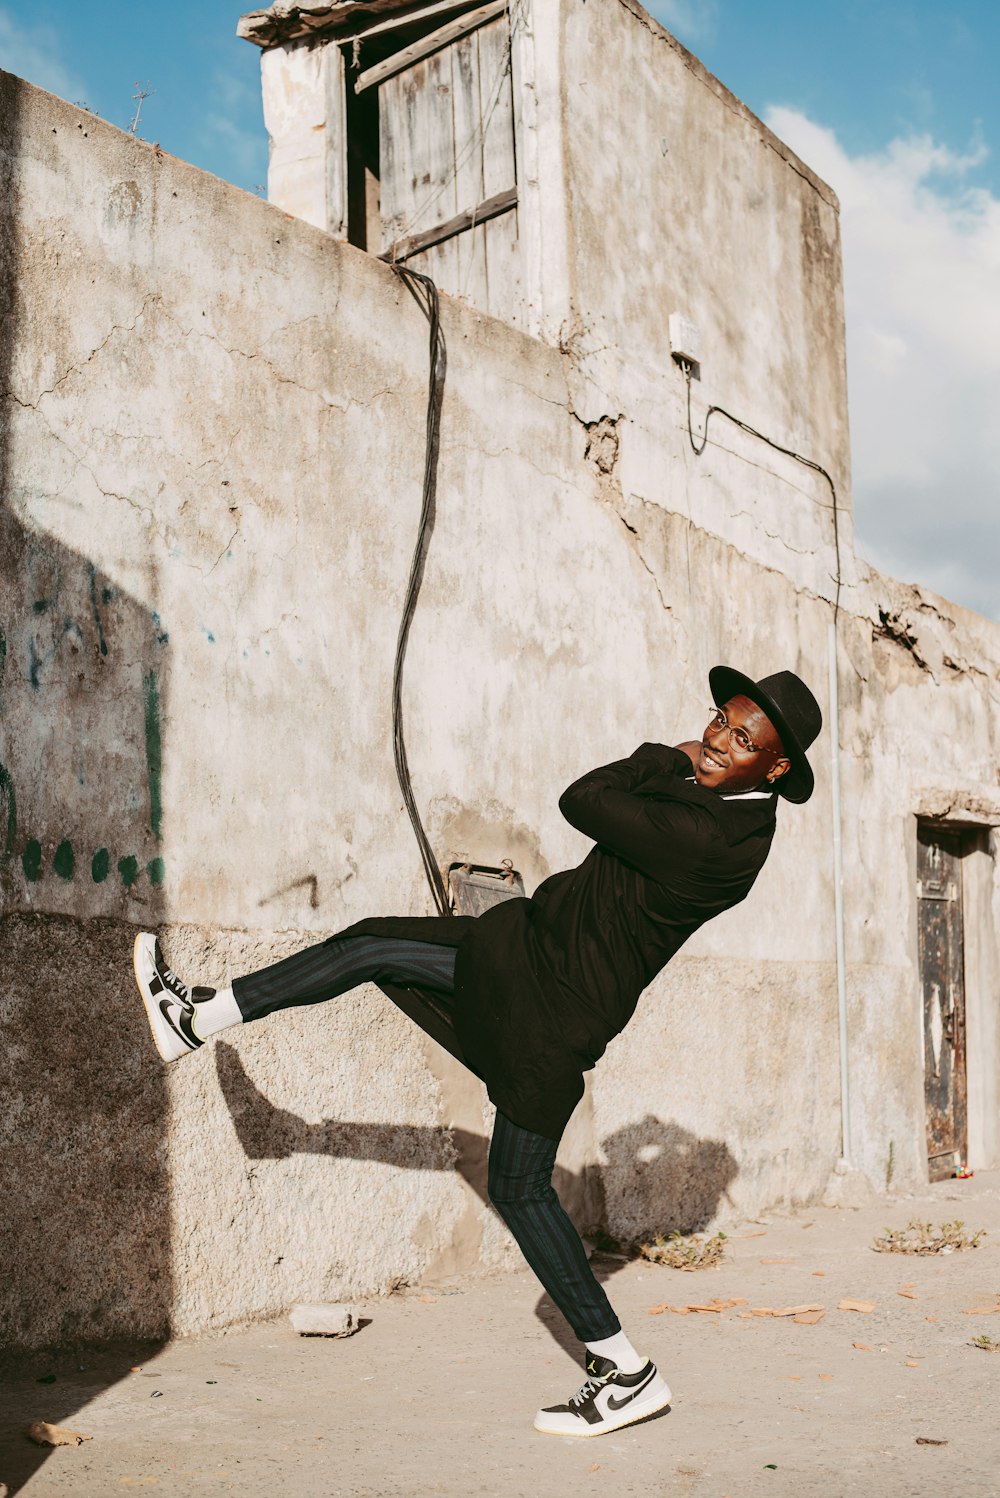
765 758 791 785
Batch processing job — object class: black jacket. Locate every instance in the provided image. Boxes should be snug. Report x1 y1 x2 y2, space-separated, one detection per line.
345 743 777 1139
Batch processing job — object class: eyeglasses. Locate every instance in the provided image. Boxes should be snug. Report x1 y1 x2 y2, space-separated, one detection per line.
705 708 767 756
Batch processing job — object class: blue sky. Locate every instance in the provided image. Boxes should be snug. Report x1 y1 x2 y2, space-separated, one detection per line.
652 0 1000 194
2 1 998 618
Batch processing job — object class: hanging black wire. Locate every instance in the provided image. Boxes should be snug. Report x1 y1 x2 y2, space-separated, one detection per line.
682 362 843 619
389 263 451 915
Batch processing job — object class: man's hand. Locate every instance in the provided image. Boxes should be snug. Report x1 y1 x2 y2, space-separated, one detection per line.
673 740 701 772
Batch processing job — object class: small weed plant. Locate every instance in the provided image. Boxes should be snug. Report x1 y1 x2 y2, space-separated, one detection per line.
639 1230 728 1271
872 1219 986 1255
970 1334 1000 1353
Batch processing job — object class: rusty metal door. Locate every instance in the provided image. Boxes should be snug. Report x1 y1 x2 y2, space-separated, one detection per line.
917 825 968 1181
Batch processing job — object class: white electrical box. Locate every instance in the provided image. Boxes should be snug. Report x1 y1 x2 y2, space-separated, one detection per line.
669 312 700 364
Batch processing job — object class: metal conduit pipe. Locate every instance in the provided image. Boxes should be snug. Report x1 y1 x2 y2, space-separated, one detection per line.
828 616 852 1164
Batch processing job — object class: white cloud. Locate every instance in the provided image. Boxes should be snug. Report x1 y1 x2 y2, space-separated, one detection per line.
0 9 89 105
766 107 1000 621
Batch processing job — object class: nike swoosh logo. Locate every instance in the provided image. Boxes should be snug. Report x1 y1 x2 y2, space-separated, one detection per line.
159 998 202 1050
606 1368 657 1411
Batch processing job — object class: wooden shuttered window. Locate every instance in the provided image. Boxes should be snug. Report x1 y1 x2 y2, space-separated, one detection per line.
349 1 519 322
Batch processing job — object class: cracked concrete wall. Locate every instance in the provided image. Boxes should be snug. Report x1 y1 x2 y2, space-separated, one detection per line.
2 26 1000 1352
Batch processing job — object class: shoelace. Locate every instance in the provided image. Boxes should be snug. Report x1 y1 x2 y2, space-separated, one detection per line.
570 1374 608 1407
162 965 192 1005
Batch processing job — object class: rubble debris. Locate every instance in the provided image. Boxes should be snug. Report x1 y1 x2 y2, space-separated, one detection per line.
838 1299 876 1313
290 1303 363 1336
25 1421 92 1447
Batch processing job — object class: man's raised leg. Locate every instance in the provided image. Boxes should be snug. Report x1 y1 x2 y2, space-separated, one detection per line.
133 930 456 1063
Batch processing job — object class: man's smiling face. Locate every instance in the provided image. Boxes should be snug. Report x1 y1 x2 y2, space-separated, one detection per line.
695 694 791 794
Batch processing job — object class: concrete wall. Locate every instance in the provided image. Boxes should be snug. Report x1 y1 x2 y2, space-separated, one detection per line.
2 0 1000 1352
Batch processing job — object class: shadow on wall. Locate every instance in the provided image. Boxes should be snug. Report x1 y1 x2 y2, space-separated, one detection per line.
214 1042 738 1361
0 72 172 1495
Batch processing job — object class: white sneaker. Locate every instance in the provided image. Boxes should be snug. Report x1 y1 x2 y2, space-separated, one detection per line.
533 1354 672 1438
133 932 214 1063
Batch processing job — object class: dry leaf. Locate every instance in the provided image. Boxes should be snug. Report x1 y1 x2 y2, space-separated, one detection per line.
852 1342 871 1351
838 1298 876 1313
760 1258 795 1265
25 1421 92 1448
897 1290 918 1299
792 1311 825 1325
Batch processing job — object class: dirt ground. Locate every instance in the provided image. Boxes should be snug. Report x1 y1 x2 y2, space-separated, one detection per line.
4 1170 1000 1498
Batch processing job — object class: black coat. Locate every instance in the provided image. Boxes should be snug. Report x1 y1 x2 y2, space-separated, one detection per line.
344 744 778 1139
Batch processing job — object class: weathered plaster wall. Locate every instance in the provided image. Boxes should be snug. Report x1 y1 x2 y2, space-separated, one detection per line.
2 0 1000 1353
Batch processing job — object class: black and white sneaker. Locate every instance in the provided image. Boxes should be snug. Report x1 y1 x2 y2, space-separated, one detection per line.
133 932 214 1063
533 1354 671 1438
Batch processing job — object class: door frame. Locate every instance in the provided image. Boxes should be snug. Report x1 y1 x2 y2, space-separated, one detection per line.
913 815 1000 1177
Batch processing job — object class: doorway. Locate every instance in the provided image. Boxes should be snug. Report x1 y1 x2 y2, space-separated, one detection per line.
917 823 969 1181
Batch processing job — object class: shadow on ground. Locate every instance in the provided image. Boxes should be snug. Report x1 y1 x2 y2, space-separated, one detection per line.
214 1040 738 1361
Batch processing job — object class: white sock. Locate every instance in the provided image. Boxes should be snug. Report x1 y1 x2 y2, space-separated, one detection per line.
191 984 243 1041
586 1329 645 1374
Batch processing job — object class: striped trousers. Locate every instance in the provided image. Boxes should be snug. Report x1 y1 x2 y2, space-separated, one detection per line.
233 932 620 1343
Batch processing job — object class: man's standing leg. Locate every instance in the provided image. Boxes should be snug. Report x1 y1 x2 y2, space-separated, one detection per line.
487 1111 672 1436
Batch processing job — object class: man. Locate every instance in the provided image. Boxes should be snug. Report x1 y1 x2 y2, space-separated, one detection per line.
134 665 821 1438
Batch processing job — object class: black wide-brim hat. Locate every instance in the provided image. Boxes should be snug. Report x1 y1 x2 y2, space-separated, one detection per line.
708 666 823 804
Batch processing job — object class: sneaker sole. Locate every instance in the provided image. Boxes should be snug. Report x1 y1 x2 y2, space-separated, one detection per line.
133 931 191 1064
533 1382 672 1438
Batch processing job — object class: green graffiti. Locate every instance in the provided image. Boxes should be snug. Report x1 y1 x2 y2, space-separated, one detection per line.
117 854 140 888
92 847 110 883
0 626 6 714
142 669 163 842
0 763 14 864
22 839 42 881
53 840 75 880
87 563 108 657
147 855 165 886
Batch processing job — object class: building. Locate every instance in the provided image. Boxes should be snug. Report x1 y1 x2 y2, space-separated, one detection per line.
1 0 998 1348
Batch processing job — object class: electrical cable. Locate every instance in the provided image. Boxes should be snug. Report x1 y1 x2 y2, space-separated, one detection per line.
681 360 843 619
390 263 452 915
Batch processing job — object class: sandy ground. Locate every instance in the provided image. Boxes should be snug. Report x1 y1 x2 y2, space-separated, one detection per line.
4 1171 1000 1498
